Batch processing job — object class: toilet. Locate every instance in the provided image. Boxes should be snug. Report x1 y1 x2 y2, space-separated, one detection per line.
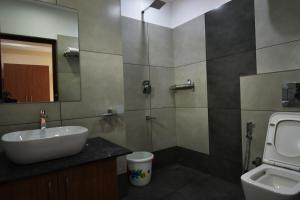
241 112 300 200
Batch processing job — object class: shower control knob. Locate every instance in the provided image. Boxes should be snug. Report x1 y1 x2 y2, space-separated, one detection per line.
146 116 156 121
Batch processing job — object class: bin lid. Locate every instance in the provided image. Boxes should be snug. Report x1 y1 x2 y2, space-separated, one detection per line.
126 152 154 163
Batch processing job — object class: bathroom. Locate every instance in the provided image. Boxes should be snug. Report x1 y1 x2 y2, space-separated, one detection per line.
0 0 300 199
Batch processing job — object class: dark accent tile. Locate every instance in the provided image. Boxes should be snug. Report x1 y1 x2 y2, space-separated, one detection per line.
177 147 242 184
208 109 242 163
205 0 256 60
207 51 256 109
123 164 244 200
208 155 242 184
177 147 211 174
165 175 244 200
118 173 128 199
152 147 179 170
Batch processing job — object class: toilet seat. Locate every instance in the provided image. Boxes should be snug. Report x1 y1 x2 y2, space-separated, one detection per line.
241 164 300 195
263 112 300 171
241 112 300 199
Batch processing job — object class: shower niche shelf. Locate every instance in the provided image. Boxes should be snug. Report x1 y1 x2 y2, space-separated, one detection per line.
170 79 195 92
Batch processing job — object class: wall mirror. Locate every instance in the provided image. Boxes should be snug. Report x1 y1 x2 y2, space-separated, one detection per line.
0 0 80 103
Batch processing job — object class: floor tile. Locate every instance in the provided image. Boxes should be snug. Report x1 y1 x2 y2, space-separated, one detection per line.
122 164 244 200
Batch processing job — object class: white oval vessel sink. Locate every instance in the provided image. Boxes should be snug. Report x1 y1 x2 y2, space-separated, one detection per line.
1 126 88 164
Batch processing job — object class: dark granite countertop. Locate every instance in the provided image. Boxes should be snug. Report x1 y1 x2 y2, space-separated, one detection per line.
0 137 131 184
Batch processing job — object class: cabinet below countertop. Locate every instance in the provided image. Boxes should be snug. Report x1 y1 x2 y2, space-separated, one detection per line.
0 159 118 200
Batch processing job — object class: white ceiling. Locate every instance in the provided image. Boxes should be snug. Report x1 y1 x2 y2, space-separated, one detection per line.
121 0 231 28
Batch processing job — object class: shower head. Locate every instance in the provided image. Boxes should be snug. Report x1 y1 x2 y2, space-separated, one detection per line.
142 0 166 14
149 0 166 9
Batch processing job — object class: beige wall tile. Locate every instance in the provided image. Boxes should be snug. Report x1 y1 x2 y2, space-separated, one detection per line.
148 23 173 68
0 103 61 126
58 73 81 102
58 0 122 54
255 0 300 48
121 17 149 65
62 116 126 147
257 40 300 73
125 110 152 152
38 0 57 4
61 51 124 119
117 156 127 174
241 110 274 169
175 61 207 108
176 108 209 154
151 108 176 151
241 70 300 111
124 64 150 111
173 15 206 67
150 67 175 109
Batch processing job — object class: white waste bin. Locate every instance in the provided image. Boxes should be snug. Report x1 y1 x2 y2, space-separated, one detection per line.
126 152 154 186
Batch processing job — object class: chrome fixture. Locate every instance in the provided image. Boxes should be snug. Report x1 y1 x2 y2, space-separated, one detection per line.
282 83 300 107
142 0 166 14
101 108 117 118
40 109 47 130
64 47 79 57
243 122 255 173
252 157 262 167
146 116 156 121
141 0 166 21
170 79 195 92
143 80 152 94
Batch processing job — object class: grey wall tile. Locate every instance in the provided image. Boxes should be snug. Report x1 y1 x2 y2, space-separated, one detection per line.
257 40 300 73
0 103 61 126
240 70 300 111
148 23 173 67
207 51 256 109
125 110 152 152
0 121 62 151
175 62 207 108
57 0 122 54
209 109 242 163
151 108 176 151
62 116 126 147
173 15 206 67
124 64 150 111
121 17 148 65
58 73 81 102
205 0 256 60
241 110 273 170
62 116 127 175
61 51 124 119
117 156 127 174
255 0 300 49
38 0 57 4
176 108 209 154
150 67 175 109
57 35 80 73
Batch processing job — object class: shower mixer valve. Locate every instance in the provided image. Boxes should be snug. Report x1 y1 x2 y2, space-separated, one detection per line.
143 80 152 94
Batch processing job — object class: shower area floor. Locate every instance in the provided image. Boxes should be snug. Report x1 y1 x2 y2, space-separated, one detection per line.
122 164 245 200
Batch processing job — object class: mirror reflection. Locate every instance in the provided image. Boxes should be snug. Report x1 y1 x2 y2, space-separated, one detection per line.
0 0 80 103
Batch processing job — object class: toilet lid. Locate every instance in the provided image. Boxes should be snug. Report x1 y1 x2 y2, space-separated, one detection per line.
263 112 300 171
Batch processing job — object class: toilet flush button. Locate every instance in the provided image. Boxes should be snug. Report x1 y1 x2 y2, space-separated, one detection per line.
266 142 273 146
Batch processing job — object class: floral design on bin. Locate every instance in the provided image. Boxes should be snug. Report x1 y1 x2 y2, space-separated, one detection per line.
129 169 151 179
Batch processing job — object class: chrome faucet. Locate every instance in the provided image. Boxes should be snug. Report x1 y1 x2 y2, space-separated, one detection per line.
40 109 47 130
